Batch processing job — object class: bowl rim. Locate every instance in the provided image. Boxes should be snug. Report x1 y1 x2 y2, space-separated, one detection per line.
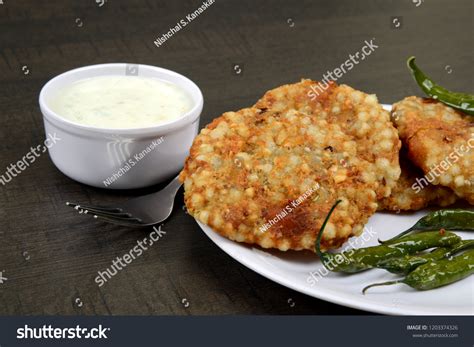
39 63 204 136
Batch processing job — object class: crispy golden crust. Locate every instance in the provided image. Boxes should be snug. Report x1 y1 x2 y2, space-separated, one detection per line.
255 80 401 199
378 154 458 211
392 97 474 204
180 80 401 252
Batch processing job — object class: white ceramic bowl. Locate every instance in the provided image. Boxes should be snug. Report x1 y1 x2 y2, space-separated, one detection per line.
39 63 203 189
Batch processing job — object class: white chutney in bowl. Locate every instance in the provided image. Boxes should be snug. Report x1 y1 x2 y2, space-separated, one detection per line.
39 63 203 189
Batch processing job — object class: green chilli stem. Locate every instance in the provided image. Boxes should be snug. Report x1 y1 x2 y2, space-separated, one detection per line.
377 227 415 244
315 200 342 265
362 280 403 295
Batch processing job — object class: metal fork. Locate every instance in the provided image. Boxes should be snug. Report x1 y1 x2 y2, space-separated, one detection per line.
66 175 183 227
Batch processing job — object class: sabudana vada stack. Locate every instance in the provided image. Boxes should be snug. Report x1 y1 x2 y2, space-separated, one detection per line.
180 80 401 252
392 96 474 204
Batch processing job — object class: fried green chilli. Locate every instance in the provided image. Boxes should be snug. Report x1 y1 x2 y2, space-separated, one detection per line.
363 248 474 293
379 209 474 244
377 240 474 275
407 56 474 115
315 201 462 273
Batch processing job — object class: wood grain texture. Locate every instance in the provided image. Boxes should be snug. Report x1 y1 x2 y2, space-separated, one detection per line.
0 0 472 315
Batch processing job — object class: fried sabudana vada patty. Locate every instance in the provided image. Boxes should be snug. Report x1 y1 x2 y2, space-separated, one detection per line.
392 97 474 204
180 80 401 252
254 80 401 199
378 153 458 211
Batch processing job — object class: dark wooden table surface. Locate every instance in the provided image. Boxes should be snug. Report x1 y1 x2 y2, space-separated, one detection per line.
0 0 472 315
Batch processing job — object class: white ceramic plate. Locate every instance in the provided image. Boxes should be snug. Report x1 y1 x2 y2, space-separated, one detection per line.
198 215 473 315
195 105 474 315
